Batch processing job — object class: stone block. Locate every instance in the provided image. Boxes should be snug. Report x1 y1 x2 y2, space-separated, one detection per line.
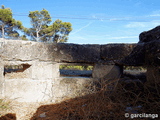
2 40 101 63
116 43 145 66
4 79 54 102
48 43 101 63
4 78 95 103
101 44 137 61
52 77 95 102
32 61 59 80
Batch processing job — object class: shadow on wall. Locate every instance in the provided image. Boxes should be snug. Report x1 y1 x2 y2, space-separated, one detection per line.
47 43 100 63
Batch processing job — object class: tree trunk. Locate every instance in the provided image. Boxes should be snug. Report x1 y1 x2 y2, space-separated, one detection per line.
1 25 5 38
36 31 39 41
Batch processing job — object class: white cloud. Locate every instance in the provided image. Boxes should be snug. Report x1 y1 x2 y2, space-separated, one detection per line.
106 36 138 40
150 10 160 17
150 14 160 17
125 20 160 28
125 22 147 28
70 22 93 35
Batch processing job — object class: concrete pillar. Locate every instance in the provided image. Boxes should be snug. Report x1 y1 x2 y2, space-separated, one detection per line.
32 61 59 80
92 64 123 80
92 64 123 90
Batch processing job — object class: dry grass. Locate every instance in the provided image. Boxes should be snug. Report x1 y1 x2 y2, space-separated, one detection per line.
30 78 160 120
0 99 11 111
0 77 160 120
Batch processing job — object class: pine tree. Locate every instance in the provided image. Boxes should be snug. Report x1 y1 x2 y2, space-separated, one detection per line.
25 9 72 42
0 5 23 38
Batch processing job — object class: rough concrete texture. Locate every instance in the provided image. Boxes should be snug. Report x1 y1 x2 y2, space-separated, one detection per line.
92 64 122 80
144 41 160 66
1 39 101 63
101 44 137 61
32 61 59 80
4 79 54 102
0 60 4 96
54 77 94 101
49 43 101 63
139 25 160 43
0 25 160 102
138 27 160 84
0 38 137 63
115 43 145 66
4 78 94 102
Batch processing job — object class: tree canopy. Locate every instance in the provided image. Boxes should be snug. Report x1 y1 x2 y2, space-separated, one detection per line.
0 6 72 43
24 9 72 43
0 5 23 38
39 19 72 43
25 9 52 42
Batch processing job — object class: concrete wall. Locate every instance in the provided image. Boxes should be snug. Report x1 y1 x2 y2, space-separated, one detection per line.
0 38 159 102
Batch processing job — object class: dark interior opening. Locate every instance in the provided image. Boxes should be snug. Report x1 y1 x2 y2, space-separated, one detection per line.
4 64 31 78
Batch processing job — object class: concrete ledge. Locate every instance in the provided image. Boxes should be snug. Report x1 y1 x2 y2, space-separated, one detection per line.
1 39 138 64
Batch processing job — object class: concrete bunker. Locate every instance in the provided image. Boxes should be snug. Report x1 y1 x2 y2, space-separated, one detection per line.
0 25 160 103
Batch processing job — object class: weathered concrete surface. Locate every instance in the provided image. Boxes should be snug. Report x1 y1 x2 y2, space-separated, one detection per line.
1 39 101 63
4 78 94 102
4 79 54 102
48 43 101 63
0 39 138 64
139 26 160 43
101 44 137 61
0 26 160 103
115 43 145 66
92 64 122 80
0 60 4 96
32 61 59 80
138 26 160 84
54 77 94 101
144 41 160 66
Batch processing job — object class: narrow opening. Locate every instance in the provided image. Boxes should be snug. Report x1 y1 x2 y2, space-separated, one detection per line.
124 66 147 71
4 64 31 79
59 63 93 78
123 66 147 82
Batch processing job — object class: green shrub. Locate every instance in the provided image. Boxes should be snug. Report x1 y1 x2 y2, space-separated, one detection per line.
60 65 93 71
124 66 147 71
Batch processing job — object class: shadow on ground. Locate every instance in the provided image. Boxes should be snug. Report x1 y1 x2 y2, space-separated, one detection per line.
0 113 16 120
30 74 160 120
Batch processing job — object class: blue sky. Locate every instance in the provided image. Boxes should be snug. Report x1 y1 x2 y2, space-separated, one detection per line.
1 0 160 44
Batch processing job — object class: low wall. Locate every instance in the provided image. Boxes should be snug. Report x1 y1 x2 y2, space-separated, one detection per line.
0 29 159 102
